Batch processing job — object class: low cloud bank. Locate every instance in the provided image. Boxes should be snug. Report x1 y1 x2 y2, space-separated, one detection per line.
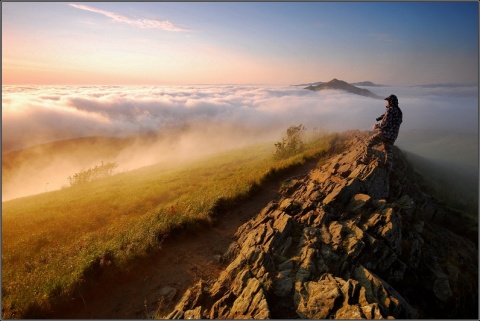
2 84 478 200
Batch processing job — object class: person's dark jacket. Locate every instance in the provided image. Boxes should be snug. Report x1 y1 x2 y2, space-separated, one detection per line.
376 105 403 142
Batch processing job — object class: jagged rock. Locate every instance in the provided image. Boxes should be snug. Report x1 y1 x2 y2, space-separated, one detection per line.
346 193 372 213
167 280 207 319
167 310 184 319
209 292 234 318
362 167 389 200
353 265 417 318
228 277 270 318
273 270 293 297
183 306 202 319
294 274 344 319
166 131 478 319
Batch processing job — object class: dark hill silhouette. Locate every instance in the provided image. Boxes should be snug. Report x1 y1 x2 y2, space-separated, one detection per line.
305 78 383 99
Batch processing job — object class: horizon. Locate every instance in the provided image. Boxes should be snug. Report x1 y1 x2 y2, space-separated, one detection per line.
3 79 479 87
2 2 478 86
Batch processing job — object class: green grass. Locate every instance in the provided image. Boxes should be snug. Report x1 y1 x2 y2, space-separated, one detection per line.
2 132 339 318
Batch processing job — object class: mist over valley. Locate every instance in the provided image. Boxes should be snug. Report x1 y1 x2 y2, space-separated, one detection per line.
2 82 478 203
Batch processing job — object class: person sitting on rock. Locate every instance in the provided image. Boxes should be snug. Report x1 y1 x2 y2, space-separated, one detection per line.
359 94 403 172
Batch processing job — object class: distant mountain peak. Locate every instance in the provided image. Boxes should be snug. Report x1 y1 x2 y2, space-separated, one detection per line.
305 78 383 99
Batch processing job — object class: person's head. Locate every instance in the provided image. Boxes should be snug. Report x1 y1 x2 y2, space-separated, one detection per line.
384 94 398 108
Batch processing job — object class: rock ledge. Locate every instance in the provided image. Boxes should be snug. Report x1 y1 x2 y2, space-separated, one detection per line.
167 131 478 319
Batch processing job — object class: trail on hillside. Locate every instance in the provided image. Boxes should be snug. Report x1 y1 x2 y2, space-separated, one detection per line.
46 157 323 319
164 131 478 319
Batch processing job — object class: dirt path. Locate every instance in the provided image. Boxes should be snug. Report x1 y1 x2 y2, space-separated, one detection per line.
45 158 321 319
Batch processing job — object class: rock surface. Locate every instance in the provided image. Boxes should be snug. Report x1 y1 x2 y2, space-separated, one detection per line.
166 130 478 319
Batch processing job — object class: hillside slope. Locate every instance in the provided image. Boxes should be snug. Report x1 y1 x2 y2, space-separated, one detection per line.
166 130 478 319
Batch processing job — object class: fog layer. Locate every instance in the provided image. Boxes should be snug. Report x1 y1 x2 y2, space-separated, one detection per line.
2 84 478 201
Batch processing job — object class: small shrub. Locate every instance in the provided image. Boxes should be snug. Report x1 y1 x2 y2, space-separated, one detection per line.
274 125 306 159
68 161 118 187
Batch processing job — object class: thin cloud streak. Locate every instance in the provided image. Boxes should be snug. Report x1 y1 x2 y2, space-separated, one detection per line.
69 4 189 32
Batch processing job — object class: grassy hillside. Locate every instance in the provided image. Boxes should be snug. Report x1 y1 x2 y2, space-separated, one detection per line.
2 134 160 201
2 131 339 318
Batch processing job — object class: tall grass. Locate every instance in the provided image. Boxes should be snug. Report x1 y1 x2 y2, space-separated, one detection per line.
2 131 339 318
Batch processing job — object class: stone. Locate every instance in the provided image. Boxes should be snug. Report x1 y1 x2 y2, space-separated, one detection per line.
230 278 260 315
372 199 387 211
168 280 206 316
184 306 202 319
363 169 389 200
166 130 478 320
327 221 344 250
213 254 223 264
347 193 372 213
337 163 352 178
348 164 367 180
335 304 364 319
294 274 344 319
209 292 235 319
166 310 184 319
274 273 293 297
361 303 384 319
158 286 177 302
277 259 294 271
310 169 332 183
229 277 270 318
323 184 345 205
279 198 293 211
353 265 416 318
231 269 252 296
433 278 453 302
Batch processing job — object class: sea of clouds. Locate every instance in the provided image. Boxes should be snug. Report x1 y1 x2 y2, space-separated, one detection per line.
3 84 478 149
2 84 478 200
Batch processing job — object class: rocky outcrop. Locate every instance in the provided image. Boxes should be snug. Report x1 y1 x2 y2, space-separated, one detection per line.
167 130 478 319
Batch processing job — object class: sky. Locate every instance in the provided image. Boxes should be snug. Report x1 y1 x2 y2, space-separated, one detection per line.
2 1 478 86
